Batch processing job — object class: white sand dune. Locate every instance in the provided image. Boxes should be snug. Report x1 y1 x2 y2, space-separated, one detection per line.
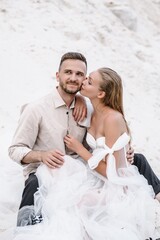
0 0 160 175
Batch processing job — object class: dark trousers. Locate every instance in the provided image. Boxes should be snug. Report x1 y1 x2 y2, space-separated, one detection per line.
19 154 160 208
19 173 39 209
133 153 160 195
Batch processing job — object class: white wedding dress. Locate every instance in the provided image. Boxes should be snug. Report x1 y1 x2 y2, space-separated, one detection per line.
1 133 160 240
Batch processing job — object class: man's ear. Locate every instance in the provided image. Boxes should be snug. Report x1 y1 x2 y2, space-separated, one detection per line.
97 91 105 99
56 72 59 82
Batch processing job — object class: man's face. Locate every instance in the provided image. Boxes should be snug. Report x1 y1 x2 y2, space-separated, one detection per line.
56 59 87 94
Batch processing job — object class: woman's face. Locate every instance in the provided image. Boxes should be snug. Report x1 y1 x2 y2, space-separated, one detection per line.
80 70 102 99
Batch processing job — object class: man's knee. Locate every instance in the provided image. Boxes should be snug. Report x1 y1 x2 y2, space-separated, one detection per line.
25 173 39 193
133 153 147 168
133 153 150 177
19 173 39 209
133 153 160 194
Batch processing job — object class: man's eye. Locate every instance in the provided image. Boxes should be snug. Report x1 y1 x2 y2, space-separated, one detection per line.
77 72 84 77
65 70 72 74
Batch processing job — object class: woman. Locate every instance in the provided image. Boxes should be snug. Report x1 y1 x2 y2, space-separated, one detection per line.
64 67 160 239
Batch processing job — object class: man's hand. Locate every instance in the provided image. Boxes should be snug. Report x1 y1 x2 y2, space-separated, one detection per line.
126 146 134 164
41 150 64 169
73 94 87 122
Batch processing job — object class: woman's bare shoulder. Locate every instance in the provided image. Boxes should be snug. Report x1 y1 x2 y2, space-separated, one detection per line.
104 110 123 124
103 110 126 136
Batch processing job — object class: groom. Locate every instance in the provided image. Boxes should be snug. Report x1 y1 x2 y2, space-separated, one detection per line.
8 52 160 226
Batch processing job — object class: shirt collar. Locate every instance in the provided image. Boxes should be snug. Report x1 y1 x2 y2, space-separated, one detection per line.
53 86 75 109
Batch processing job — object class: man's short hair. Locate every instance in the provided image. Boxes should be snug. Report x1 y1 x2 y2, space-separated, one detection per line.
59 52 87 70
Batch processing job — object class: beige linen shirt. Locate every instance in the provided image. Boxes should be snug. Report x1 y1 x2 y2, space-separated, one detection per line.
8 87 86 177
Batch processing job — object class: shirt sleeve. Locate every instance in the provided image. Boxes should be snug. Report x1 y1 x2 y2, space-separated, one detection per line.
8 103 40 164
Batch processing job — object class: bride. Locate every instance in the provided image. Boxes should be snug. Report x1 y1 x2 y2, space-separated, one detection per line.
64 67 160 240
2 67 160 240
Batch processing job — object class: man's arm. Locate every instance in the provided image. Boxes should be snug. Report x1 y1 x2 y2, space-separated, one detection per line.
22 149 64 169
21 150 42 164
8 104 39 164
126 145 134 164
9 104 65 168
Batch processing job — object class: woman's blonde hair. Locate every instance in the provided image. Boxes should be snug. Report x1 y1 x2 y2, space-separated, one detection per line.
98 67 130 135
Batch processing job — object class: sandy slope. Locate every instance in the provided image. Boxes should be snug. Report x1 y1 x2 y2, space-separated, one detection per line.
0 0 160 173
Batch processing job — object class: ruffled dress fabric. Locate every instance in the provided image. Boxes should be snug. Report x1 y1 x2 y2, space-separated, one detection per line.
1 133 160 240
0 160 24 235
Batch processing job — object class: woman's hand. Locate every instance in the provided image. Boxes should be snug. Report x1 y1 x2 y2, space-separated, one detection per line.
64 135 83 154
73 94 87 122
126 146 134 164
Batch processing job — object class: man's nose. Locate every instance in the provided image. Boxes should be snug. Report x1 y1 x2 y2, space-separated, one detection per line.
70 73 77 81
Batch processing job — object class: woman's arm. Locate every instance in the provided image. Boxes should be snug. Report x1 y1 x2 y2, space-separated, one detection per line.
73 94 87 122
64 135 107 177
64 135 92 160
103 113 129 170
64 112 128 178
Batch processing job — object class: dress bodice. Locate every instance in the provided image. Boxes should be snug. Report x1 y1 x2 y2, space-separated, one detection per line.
86 132 132 185
86 132 130 155
86 133 106 150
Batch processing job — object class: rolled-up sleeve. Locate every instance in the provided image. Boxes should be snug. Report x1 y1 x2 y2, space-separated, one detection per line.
8 103 40 164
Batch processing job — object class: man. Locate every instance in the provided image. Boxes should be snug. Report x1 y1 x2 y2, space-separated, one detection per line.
9 52 160 226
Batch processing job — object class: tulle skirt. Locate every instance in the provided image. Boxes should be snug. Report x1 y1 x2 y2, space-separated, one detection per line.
0 155 160 240
0 160 24 231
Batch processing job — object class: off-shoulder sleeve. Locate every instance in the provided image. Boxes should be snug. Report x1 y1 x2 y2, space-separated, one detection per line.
88 133 133 185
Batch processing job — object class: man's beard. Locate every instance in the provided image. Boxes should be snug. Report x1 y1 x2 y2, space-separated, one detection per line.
60 82 82 94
